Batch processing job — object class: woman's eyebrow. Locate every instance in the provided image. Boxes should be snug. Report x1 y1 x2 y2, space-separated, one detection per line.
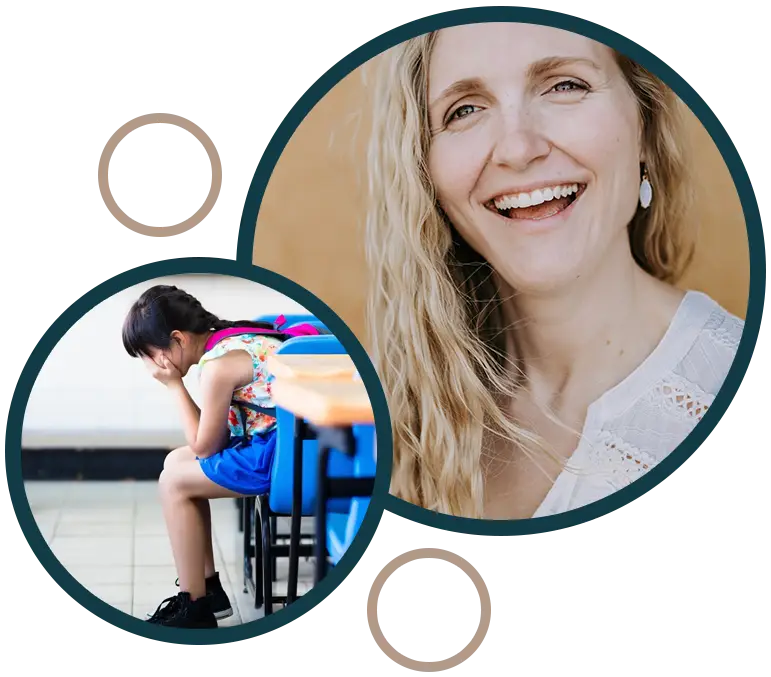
527 56 602 79
429 77 486 111
429 57 601 110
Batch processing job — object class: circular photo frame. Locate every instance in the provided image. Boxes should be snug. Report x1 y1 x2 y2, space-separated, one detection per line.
6 257 392 644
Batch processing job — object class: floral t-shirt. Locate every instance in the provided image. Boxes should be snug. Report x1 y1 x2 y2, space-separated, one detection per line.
197 333 283 438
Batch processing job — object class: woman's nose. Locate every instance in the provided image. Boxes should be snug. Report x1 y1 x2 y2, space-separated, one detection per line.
490 106 551 171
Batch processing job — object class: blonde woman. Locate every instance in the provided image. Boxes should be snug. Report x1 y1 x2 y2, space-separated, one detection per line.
366 23 744 520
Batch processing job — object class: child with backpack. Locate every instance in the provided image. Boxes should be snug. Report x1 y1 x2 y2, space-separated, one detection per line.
122 284 320 628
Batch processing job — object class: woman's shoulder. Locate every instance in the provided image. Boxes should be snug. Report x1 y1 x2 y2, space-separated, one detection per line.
685 290 744 353
670 290 744 391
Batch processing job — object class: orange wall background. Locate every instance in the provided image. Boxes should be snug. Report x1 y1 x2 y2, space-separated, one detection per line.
254 64 750 347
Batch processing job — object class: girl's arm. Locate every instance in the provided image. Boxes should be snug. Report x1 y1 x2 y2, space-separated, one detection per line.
166 381 206 450
148 352 253 458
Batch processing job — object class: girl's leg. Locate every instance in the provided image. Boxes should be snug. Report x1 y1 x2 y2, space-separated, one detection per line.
164 449 217 581
160 449 242 600
196 498 216 579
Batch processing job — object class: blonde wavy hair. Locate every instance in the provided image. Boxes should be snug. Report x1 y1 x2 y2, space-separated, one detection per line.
365 30 696 518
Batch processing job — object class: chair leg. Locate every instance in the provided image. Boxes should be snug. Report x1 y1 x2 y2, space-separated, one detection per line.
253 498 264 608
242 496 253 594
236 497 244 532
260 495 273 616
270 516 278 582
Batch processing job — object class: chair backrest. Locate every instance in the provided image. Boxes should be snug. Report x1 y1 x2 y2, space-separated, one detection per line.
274 334 342 356
268 334 354 514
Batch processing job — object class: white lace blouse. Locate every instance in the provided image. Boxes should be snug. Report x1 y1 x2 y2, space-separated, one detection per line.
533 290 744 517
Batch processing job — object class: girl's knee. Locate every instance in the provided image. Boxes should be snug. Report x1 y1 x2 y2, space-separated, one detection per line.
164 445 191 471
158 467 171 490
159 466 184 497
159 461 202 500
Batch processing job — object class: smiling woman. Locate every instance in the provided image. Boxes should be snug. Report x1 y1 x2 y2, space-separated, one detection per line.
366 24 745 519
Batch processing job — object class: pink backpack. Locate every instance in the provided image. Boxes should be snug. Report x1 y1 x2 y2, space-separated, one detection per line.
203 315 324 429
204 314 323 353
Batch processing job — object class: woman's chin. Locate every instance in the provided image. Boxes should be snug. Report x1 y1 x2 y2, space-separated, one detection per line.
495 262 586 297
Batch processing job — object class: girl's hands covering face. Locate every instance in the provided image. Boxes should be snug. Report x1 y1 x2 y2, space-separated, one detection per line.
144 354 183 386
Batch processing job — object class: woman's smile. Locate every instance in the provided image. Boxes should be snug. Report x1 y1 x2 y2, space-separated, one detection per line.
484 182 588 226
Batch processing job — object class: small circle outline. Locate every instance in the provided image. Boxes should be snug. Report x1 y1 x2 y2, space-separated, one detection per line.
363 544 495 672
96 113 225 240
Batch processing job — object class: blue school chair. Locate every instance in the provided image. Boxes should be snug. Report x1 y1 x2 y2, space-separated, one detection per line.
244 334 362 613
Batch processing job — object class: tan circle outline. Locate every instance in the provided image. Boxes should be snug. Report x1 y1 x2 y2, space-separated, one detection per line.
97 113 222 237
367 548 491 672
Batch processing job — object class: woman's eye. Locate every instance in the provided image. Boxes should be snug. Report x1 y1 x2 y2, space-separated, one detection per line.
548 80 588 95
448 104 481 123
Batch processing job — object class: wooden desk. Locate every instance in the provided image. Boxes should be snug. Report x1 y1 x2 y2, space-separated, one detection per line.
270 378 373 426
267 354 357 381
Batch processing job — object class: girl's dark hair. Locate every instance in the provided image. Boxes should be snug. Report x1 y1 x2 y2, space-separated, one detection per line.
122 285 278 358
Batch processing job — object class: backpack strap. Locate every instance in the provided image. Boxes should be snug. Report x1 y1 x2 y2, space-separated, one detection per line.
204 327 275 351
274 314 326 337
232 400 277 417
230 400 277 440
204 323 322 353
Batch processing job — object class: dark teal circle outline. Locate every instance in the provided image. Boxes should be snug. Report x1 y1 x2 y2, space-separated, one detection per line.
5 257 393 645
236 6 764 535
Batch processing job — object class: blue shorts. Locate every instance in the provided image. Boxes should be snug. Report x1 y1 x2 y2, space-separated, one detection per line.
198 429 277 496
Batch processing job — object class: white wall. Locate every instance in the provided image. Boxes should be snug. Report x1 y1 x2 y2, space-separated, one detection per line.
22 274 310 448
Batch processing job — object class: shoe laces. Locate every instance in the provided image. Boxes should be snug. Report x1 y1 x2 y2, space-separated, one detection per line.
147 593 181 622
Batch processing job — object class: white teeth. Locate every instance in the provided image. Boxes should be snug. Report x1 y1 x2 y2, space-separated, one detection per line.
493 183 582 211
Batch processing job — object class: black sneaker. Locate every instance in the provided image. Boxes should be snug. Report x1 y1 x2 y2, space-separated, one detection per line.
204 572 233 620
146 592 217 628
146 594 181 623
152 573 233 621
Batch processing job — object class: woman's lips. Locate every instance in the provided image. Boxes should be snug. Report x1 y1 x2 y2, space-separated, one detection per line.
486 184 586 222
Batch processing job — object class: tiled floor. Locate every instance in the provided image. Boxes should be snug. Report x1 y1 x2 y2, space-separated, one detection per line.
24 480 314 625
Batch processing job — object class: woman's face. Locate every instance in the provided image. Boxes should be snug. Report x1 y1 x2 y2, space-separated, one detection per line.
426 24 643 293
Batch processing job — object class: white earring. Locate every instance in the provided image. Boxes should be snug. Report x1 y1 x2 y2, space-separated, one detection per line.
639 168 653 209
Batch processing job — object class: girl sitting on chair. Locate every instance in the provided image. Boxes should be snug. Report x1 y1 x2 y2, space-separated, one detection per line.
122 284 317 628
